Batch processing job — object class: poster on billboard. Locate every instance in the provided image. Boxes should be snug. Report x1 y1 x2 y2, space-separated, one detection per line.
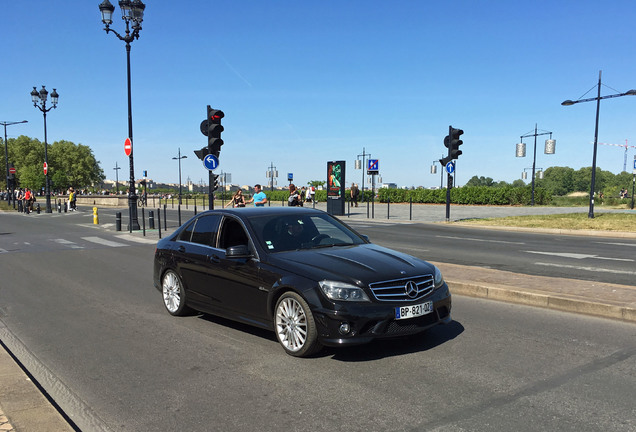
327 160 345 215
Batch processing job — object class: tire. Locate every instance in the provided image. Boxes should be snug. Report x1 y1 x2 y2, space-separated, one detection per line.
274 292 322 357
161 270 191 316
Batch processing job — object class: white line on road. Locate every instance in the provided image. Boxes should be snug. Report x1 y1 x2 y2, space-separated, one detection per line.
595 242 636 247
437 235 524 245
114 234 157 244
51 239 84 249
524 250 633 262
81 236 127 247
535 262 636 276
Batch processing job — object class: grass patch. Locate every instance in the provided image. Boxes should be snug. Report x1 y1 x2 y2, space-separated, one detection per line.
459 212 636 232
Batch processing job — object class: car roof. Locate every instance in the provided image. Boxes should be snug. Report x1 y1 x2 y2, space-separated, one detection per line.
199 207 325 218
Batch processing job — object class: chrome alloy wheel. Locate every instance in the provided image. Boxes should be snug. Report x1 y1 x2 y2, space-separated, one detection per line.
275 297 308 352
162 271 182 314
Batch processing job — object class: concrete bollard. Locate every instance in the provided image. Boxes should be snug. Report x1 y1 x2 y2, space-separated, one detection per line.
93 207 99 224
115 212 122 231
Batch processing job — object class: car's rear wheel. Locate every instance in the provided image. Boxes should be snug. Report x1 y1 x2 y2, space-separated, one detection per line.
162 270 191 316
274 292 322 357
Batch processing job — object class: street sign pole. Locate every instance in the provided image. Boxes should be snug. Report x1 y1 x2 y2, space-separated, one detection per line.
631 156 635 210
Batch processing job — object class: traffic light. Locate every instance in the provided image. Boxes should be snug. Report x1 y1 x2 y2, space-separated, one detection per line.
206 106 224 156
444 127 464 160
194 147 210 160
212 174 220 191
439 155 453 166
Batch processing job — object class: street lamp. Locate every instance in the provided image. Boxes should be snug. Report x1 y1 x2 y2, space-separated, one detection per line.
356 148 371 203
2 120 28 207
562 70 636 218
515 124 555 206
172 148 187 204
113 162 121 194
99 0 146 230
172 148 187 225
30 86 58 213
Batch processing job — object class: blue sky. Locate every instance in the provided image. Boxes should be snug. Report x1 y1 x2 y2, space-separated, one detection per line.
2 1 636 189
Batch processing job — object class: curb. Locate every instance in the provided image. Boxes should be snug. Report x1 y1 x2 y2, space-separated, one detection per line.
449 280 636 323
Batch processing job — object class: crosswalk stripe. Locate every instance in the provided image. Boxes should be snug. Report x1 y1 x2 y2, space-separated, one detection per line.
81 236 127 247
52 239 84 249
114 234 157 244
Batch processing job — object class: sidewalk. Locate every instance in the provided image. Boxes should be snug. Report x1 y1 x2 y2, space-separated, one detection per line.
1 202 635 431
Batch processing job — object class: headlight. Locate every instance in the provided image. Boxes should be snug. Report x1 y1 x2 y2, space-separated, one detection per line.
434 266 444 288
319 280 370 302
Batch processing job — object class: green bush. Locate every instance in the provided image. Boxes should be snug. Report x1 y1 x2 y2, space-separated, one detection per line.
375 186 552 206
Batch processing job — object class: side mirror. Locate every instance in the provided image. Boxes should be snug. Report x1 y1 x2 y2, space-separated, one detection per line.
360 234 370 243
226 244 252 258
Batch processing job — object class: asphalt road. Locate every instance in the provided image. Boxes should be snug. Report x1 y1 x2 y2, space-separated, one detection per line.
0 211 635 431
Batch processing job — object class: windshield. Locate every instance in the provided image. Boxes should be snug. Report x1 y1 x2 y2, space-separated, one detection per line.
249 213 366 253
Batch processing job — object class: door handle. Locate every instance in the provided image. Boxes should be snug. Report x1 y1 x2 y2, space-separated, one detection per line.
208 255 221 263
178 246 186 253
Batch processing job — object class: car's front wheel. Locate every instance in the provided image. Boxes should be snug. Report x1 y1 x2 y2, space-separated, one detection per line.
162 270 191 316
274 292 322 357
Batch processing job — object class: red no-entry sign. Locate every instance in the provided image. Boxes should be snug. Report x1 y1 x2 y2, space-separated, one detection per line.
43 162 48 175
124 137 132 157
9 167 16 174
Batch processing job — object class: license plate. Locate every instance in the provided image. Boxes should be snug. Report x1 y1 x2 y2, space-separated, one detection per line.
395 301 433 320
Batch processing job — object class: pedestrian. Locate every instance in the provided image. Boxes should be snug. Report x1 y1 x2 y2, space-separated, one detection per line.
245 184 268 207
68 187 76 211
350 183 360 207
23 188 32 214
306 186 315 203
225 189 246 208
288 184 300 206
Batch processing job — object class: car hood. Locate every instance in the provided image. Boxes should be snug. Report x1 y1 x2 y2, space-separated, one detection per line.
268 243 435 286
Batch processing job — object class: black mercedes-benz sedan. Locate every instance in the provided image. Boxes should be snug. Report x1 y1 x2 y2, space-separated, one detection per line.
153 207 452 357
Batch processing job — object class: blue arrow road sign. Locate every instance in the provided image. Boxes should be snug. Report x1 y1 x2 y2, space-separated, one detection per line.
203 154 219 171
445 161 455 174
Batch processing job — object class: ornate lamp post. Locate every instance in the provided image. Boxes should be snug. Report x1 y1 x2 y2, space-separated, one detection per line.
2 120 28 207
30 86 58 213
562 70 636 218
99 0 146 230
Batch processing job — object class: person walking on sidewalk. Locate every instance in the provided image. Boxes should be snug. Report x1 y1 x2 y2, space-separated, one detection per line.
246 184 268 207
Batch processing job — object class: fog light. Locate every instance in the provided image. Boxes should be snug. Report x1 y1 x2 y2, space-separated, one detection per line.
339 322 351 335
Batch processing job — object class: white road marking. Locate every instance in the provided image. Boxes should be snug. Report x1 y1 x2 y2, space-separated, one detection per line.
437 235 524 245
535 262 636 276
524 250 633 262
596 242 636 247
81 236 127 247
114 234 157 244
51 239 84 249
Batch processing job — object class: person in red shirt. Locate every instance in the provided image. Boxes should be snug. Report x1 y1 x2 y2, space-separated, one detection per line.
23 188 32 214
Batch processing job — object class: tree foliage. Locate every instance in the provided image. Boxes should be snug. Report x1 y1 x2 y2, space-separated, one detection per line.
0 135 105 192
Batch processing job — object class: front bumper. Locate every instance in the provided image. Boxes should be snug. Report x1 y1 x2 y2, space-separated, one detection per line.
313 284 452 347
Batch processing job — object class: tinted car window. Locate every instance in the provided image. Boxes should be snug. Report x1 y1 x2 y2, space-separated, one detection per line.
218 217 249 249
250 213 365 252
190 214 221 247
178 220 195 242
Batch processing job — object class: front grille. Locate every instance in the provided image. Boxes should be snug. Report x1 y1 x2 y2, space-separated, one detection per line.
368 274 435 302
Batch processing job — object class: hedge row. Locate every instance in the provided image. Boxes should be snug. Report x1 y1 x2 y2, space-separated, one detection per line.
376 186 552 206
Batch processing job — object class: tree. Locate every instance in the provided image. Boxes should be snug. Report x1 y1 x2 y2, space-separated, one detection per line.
465 176 495 187
1 135 104 192
307 180 325 188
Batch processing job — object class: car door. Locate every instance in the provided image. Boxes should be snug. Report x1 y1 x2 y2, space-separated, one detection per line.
175 214 223 308
197 216 270 325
